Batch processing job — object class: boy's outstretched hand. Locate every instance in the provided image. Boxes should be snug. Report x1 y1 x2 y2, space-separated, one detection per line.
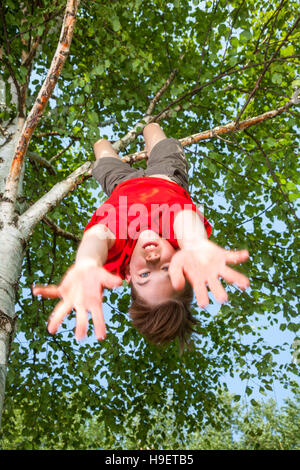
169 239 250 308
32 263 122 340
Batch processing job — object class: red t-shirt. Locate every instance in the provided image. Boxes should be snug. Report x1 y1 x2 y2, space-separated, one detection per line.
84 177 211 279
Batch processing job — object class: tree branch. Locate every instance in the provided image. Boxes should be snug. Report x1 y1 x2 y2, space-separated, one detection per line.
35 131 72 139
0 1 22 113
235 14 300 125
10 6 65 42
42 215 80 243
251 275 296 296
49 139 75 163
126 89 300 162
2 0 80 217
146 68 178 115
253 0 287 54
262 0 287 61
112 115 153 154
18 161 90 241
27 151 57 175
244 129 300 223
153 54 298 125
114 69 181 153
197 0 221 81
22 34 44 68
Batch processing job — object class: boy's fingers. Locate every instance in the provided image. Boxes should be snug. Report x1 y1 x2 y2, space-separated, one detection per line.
32 284 61 298
169 263 186 290
74 305 89 341
194 281 210 309
90 302 106 341
103 272 123 289
221 266 250 289
48 299 73 334
225 249 249 265
207 277 228 304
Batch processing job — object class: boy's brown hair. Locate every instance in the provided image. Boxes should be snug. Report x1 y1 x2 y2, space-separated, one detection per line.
129 282 199 353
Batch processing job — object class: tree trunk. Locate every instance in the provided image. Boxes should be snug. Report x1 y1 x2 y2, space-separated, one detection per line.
0 78 26 428
0 176 25 430
0 226 24 429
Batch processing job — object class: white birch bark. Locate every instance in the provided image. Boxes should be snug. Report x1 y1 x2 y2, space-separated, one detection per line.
0 79 26 428
0 226 24 429
0 79 25 199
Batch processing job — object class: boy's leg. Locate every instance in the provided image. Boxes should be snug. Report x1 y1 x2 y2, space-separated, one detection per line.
92 139 145 196
143 123 167 156
143 123 189 192
94 139 121 160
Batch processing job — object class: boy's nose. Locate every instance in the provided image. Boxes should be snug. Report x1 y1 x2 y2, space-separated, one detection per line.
145 251 160 262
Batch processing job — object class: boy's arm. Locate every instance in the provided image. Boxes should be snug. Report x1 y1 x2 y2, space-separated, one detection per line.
171 210 250 308
33 224 122 340
75 224 115 267
173 209 208 248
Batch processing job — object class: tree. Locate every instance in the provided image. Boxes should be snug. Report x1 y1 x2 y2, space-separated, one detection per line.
2 392 300 449
0 0 299 446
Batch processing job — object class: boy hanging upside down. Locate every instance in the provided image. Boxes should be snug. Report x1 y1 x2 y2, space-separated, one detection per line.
33 123 250 351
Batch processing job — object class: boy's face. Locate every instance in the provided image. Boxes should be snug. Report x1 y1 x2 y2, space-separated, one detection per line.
125 230 179 305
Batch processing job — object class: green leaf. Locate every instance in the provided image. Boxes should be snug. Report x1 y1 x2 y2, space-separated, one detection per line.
87 111 99 125
281 44 295 57
37 26 44 36
240 30 252 41
287 323 300 333
271 73 282 85
291 79 300 90
112 17 121 32
93 64 105 76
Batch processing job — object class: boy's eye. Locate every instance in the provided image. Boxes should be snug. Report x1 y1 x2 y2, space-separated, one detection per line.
162 266 169 271
140 272 150 278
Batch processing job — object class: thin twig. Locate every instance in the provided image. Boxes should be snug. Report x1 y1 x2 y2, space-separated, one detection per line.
10 6 65 41
47 231 57 285
244 130 299 224
27 151 57 175
22 34 44 68
235 15 300 126
253 0 288 54
219 0 245 69
197 0 220 81
154 56 291 123
35 131 69 138
0 0 22 114
49 139 75 163
263 0 287 61
251 275 296 296
42 215 80 243
146 68 179 115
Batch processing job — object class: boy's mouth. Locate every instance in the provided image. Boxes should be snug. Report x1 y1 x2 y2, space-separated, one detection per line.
142 241 159 250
